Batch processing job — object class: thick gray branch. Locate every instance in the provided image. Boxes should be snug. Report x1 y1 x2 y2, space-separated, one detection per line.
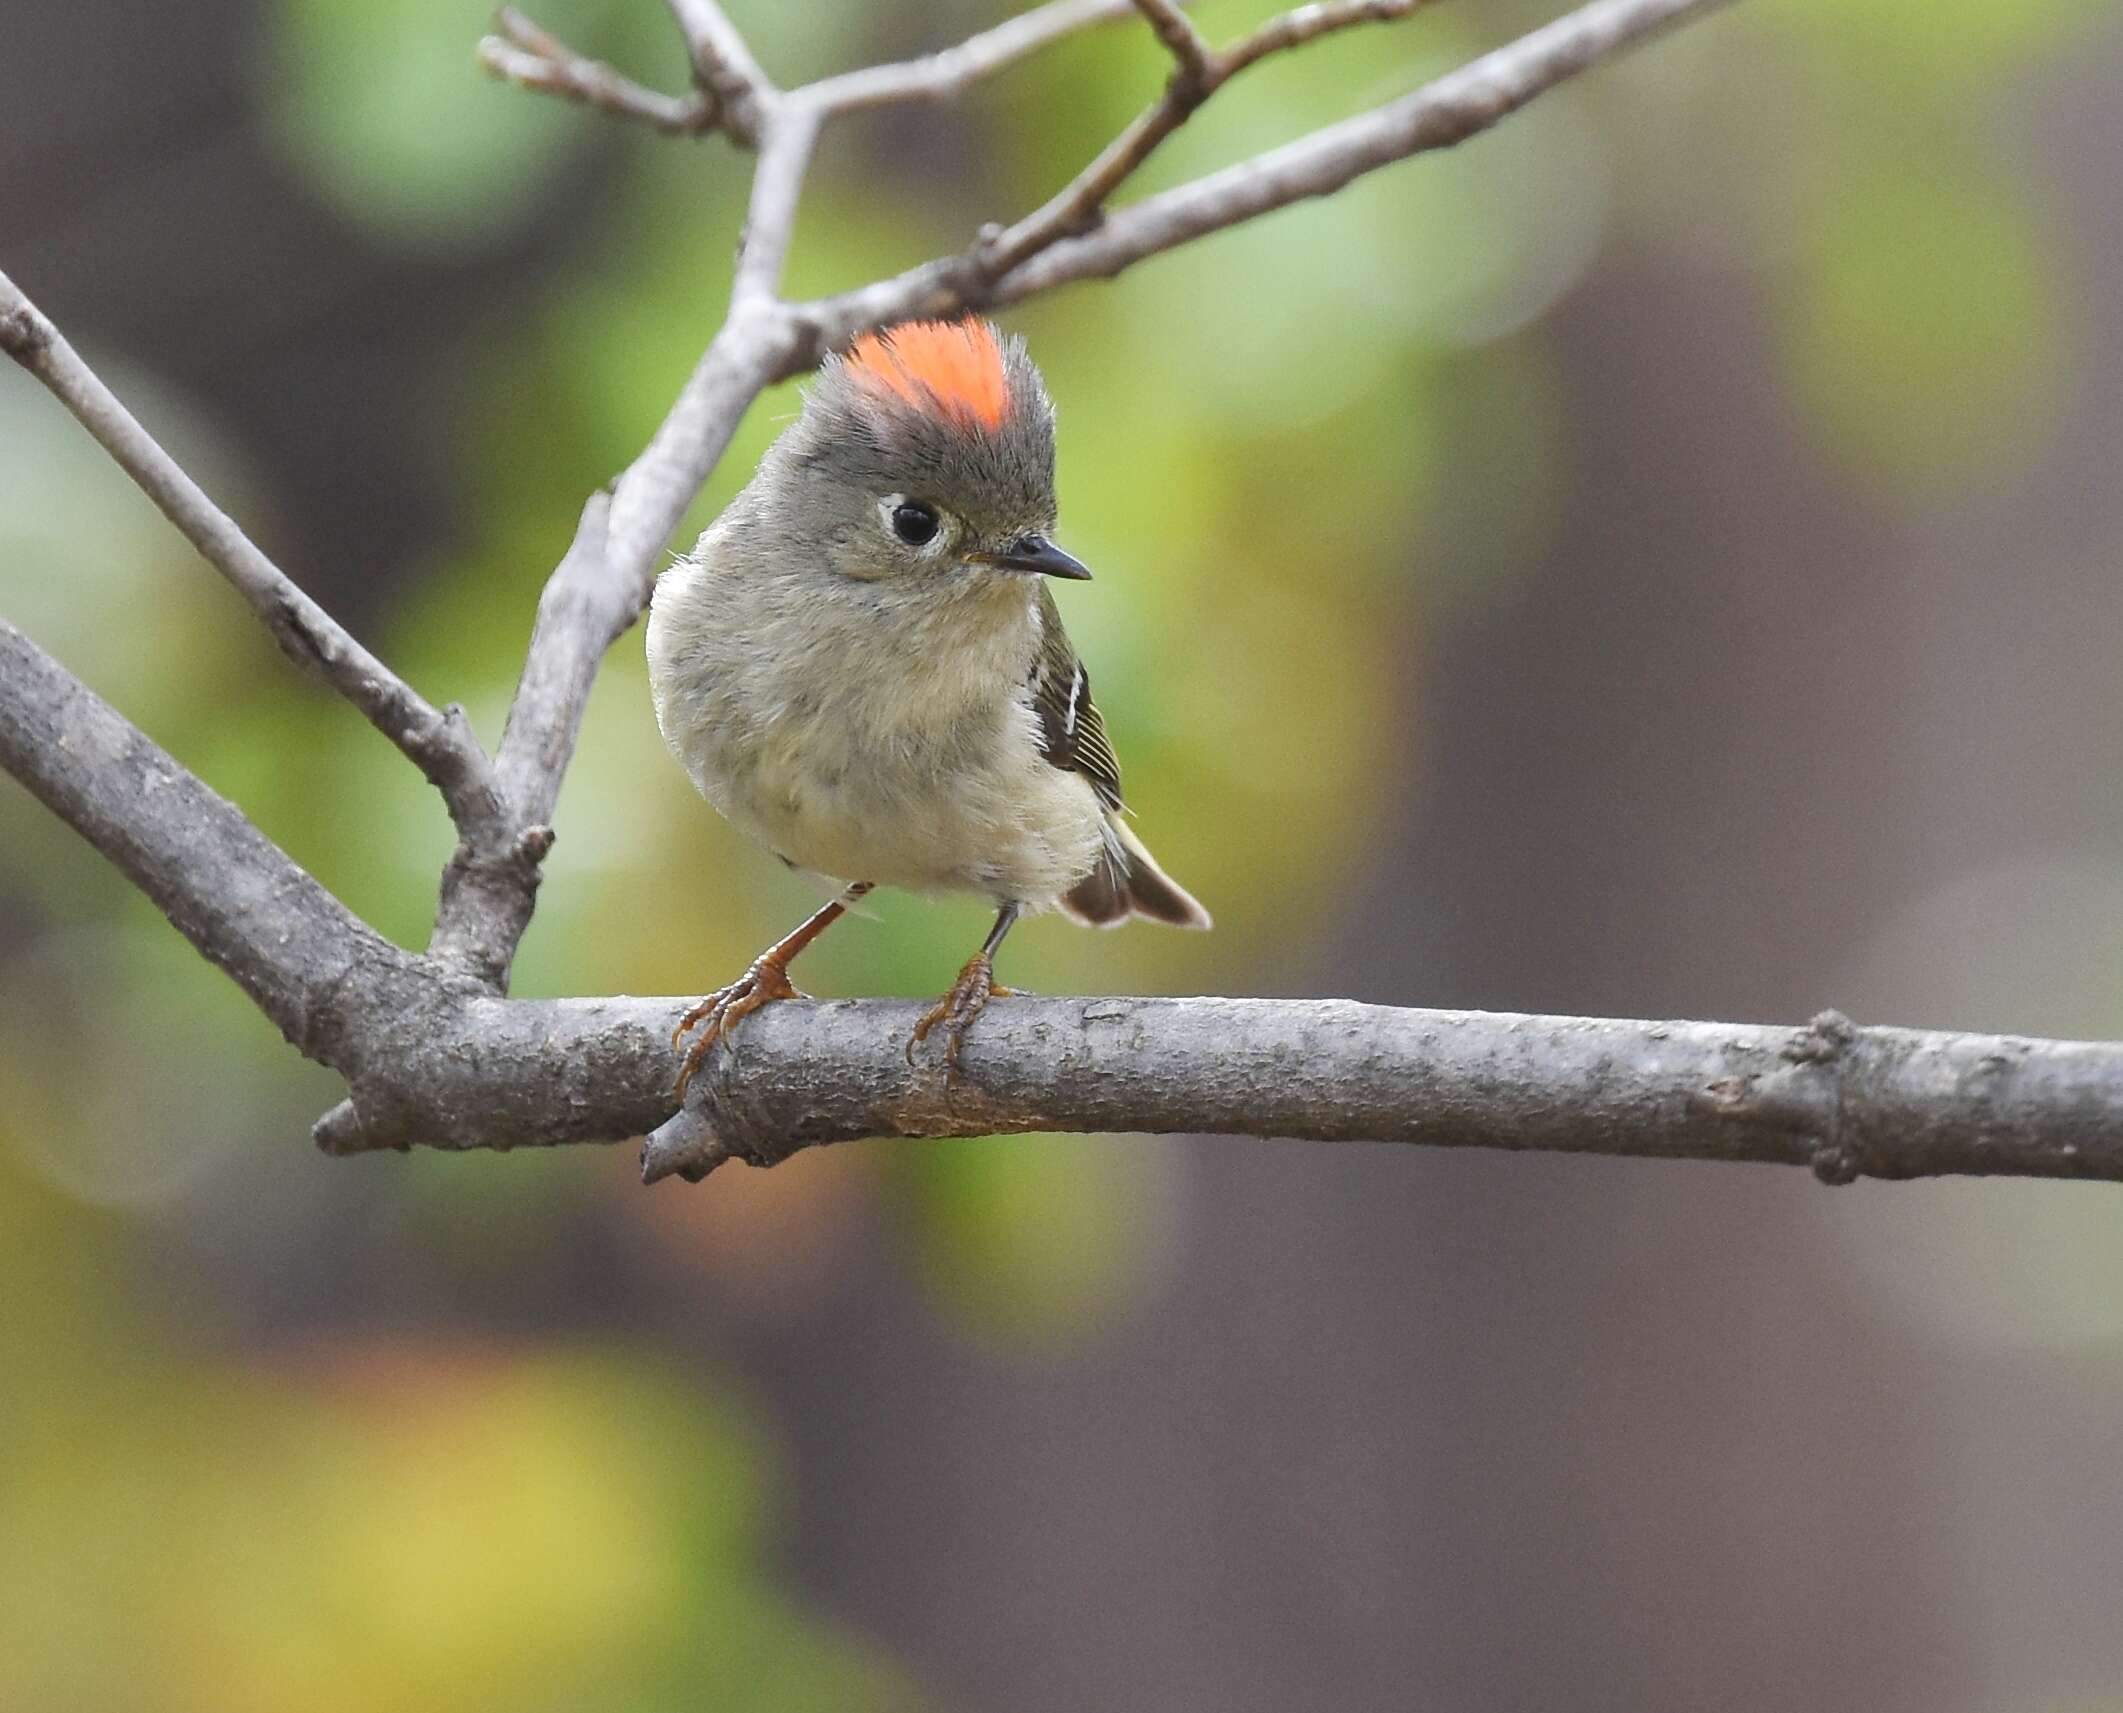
299 988 2123 1193
0 620 430 1069
0 271 500 837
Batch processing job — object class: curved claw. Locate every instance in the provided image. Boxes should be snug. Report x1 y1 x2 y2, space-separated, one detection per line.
672 958 807 1100
906 958 1010 1080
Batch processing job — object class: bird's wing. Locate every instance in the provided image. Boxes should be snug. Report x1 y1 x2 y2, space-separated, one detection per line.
1027 585 1125 813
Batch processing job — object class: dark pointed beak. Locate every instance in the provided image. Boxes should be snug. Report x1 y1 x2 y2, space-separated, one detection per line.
973 536 1094 580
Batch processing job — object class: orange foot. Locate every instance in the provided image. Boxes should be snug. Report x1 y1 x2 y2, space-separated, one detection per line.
906 954 1016 1080
673 957 806 1099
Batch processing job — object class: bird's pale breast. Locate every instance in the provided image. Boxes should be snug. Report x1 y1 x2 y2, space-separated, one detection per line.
647 553 1105 907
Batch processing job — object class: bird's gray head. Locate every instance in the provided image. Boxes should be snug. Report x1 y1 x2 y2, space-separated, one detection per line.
758 320 1092 588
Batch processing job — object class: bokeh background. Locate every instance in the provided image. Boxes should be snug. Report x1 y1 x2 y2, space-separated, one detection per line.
6 0 2123 1705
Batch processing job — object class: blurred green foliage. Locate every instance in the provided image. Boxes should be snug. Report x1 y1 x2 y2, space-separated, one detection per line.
0 1197 915 1710
263 0 683 246
1778 160 2063 490
2 0 2117 1702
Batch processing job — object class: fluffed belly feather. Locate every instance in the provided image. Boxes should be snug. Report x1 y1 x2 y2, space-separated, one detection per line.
682 688 1106 905
648 554 1105 904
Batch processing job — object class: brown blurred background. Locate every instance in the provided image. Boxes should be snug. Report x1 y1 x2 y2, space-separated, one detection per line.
7 0 2123 1707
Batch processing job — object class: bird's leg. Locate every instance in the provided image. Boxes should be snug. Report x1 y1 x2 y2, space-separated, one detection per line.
673 883 870 1099
908 902 1022 1078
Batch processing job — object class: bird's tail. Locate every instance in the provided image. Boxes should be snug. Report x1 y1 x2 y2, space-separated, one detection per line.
1061 815 1212 930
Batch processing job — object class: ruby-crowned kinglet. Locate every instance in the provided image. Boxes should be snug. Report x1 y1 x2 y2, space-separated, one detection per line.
646 318 1209 1093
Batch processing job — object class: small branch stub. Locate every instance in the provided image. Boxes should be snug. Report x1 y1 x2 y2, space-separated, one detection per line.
1788 1008 1861 1184
1 299 52 358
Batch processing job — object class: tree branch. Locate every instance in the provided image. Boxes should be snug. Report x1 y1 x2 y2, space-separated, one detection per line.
295 986 2123 1192
664 0 772 144
731 104 823 307
488 0 1186 138
14 616 2118 1190
1000 0 1732 297
374 0 1740 993
1222 0 1428 74
633 1001 2123 1186
2 0 1794 1186
799 0 1188 115
977 0 1422 279
0 271 502 841
426 493 610 981
477 8 716 136
797 0 1734 339
0 620 431 1069
1128 0 1214 87
422 317 800 984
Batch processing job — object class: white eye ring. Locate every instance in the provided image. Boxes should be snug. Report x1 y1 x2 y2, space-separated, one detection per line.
879 494 949 552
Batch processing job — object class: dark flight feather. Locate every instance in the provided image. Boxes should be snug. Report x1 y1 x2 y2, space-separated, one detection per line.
1027 587 1210 931
1027 587 1125 813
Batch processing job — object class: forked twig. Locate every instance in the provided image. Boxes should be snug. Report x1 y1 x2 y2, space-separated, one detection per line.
478 8 717 136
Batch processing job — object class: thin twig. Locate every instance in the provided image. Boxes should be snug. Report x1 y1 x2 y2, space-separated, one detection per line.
427 494 611 985
478 9 714 136
0 270 503 839
1223 0 1424 75
1130 0 1214 87
730 104 823 307
799 0 1186 115
490 0 1187 133
421 319 800 982
974 0 1418 276
796 0 1727 340
0 620 429 1070
420 110 814 979
998 0 1731 296
664 0 772 143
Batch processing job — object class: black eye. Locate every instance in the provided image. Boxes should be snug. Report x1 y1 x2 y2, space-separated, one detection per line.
891 501 940 546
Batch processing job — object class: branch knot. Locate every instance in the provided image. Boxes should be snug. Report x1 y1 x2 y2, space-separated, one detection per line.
1787 1009 1860 1184
0 302 52 360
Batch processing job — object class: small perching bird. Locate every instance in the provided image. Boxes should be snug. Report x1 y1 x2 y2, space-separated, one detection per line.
647 319 1209 1096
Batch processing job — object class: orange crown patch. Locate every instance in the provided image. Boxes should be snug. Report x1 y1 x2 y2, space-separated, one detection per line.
845 320 1011 432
